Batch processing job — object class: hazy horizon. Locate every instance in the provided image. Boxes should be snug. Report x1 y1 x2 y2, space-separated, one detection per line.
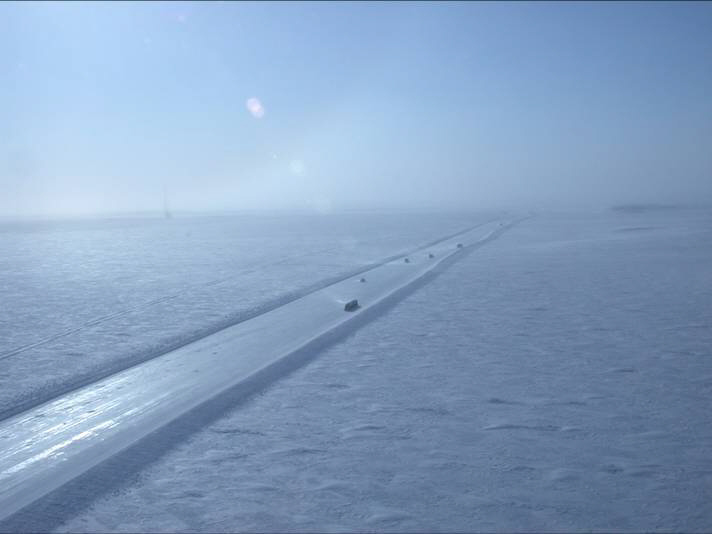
2 1 711 217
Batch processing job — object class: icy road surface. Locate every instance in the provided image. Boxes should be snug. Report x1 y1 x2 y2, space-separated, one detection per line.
0 220 511 523
33 209 712 533
0 212 488 418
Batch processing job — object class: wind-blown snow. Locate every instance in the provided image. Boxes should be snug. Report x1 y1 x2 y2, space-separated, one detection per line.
43 209 712 533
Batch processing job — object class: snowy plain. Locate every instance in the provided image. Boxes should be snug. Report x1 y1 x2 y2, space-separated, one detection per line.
2 208 712 532
0 218 509 522
0 212 489 418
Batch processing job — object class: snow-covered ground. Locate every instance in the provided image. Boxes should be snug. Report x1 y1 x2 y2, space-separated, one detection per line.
1 209 711 532
0 220 510 523
6 208 707 532
0 212 489 417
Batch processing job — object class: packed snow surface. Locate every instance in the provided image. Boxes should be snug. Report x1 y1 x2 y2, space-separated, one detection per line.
0 219 508 522
0 212 488 417
2 209 712 532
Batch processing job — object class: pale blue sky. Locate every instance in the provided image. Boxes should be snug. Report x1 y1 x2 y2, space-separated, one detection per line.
1 1 711 215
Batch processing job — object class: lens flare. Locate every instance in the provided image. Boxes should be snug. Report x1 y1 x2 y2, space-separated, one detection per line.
246 98 265 119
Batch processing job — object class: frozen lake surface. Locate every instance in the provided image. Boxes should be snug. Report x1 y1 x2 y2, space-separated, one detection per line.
0 212 487 417
2 209 712 532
